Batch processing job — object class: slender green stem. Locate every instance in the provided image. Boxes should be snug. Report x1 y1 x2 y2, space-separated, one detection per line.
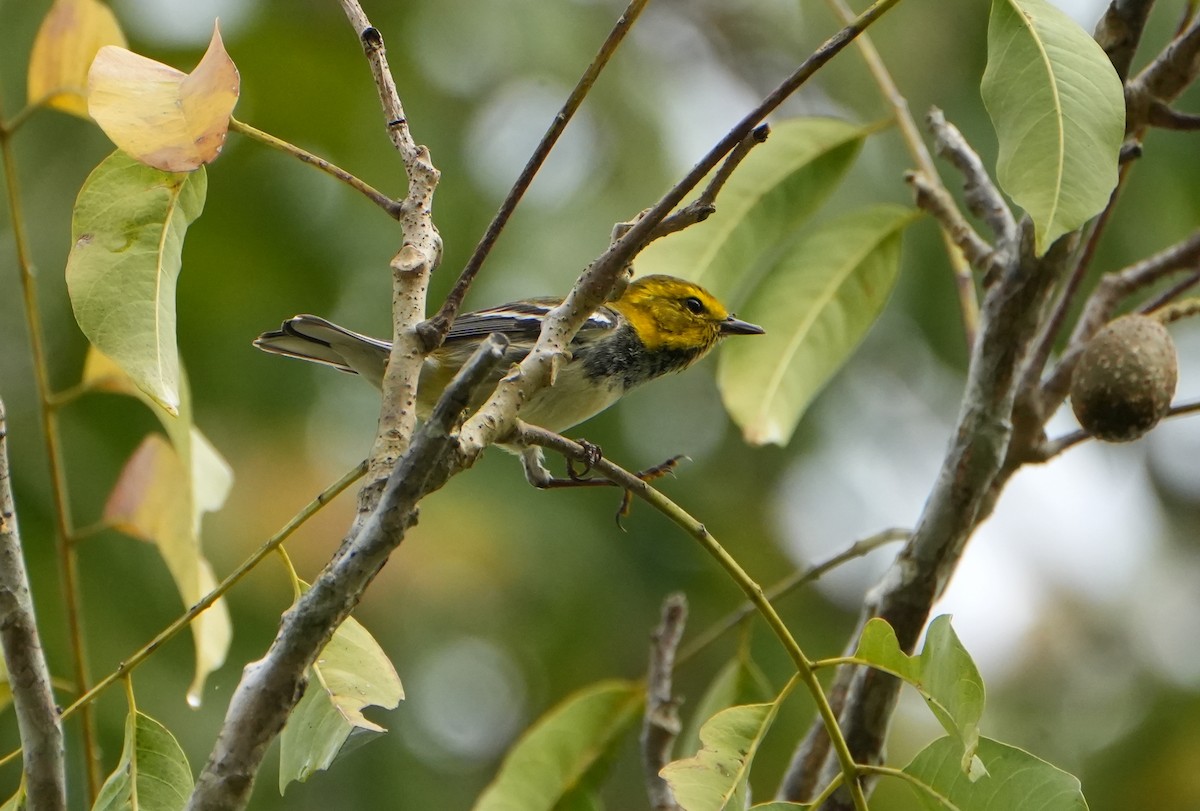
229 117 401 217
858 764 963 811
0 100 102 801
0 102 38 136
53 461 365 724
806 771 847 808
677 528 908 666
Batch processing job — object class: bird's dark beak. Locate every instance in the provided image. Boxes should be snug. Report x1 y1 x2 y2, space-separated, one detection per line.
720 315 765 336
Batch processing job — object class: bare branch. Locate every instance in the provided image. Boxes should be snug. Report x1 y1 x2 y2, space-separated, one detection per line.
642 594 687 811
905 170 995 272
926 108 1018 252
647 124 772 243
229 117 402 217
0 400 65 811
425 0 653 349
1094 0 1158 81
339 1 444 529
785 226 1076 808
1140 271 1200 314
187 335 509 811
1147 101 1200 130
1127 13 1200 129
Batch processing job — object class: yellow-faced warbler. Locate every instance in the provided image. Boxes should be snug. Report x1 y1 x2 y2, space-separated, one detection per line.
255 274 763 486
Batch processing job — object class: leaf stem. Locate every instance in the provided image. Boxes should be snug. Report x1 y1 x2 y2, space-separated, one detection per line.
857 764 962 811
228 117 402 217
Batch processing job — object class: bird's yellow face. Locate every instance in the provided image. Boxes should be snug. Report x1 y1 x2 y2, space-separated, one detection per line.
612 275 761 355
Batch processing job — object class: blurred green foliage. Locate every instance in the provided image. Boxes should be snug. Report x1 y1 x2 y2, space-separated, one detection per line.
2 0 1200 808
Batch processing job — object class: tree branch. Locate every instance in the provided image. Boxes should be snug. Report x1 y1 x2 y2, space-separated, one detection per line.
1127 12 1200 129
642 594 687 811
1094 0 1158 81
186 335 509 811
340 0 444 530
0 400 65 811
784 146 1074 809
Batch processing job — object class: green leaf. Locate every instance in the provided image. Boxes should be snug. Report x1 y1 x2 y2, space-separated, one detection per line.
66 150 207 414
679 655 773 759
93 710 193 811
716 205 915 446
473 680 644 811
661 678 796 811
279 609 404 793
904 737 1088 811
981 0 1124 254
635 117 869 303
853 616 985 778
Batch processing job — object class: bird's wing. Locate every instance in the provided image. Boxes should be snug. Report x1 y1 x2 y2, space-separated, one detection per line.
445 298 620 344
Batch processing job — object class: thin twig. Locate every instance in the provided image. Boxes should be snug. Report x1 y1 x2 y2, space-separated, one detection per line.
1 93 102 801
425 0 653 349
642 594 687 811
905 171 995 273
1020 162 1131 420
926 109 1017 251
1127 13 1200 129
823 0 980 346
1140 270 1200 314
677 528 909 666
1033 399 1200 461
230 117 402 217
1147 101 1200 130
647 123 771 242
0 401 65 811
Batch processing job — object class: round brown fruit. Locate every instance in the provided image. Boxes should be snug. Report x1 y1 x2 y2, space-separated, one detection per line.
1070 314 1178 442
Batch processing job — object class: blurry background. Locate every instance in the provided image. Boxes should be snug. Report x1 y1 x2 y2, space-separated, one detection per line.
2 0 1200 807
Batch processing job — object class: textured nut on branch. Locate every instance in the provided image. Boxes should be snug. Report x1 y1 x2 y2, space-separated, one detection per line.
1070 314 1178 442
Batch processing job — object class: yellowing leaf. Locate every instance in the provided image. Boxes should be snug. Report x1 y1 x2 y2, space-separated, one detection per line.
103 434 232 703
27 0 126 117
88 23 239 171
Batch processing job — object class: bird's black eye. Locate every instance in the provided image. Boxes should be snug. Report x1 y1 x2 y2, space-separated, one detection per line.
683 296 706 315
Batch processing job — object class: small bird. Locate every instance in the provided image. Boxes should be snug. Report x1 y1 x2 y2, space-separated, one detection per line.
255 274 763 487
